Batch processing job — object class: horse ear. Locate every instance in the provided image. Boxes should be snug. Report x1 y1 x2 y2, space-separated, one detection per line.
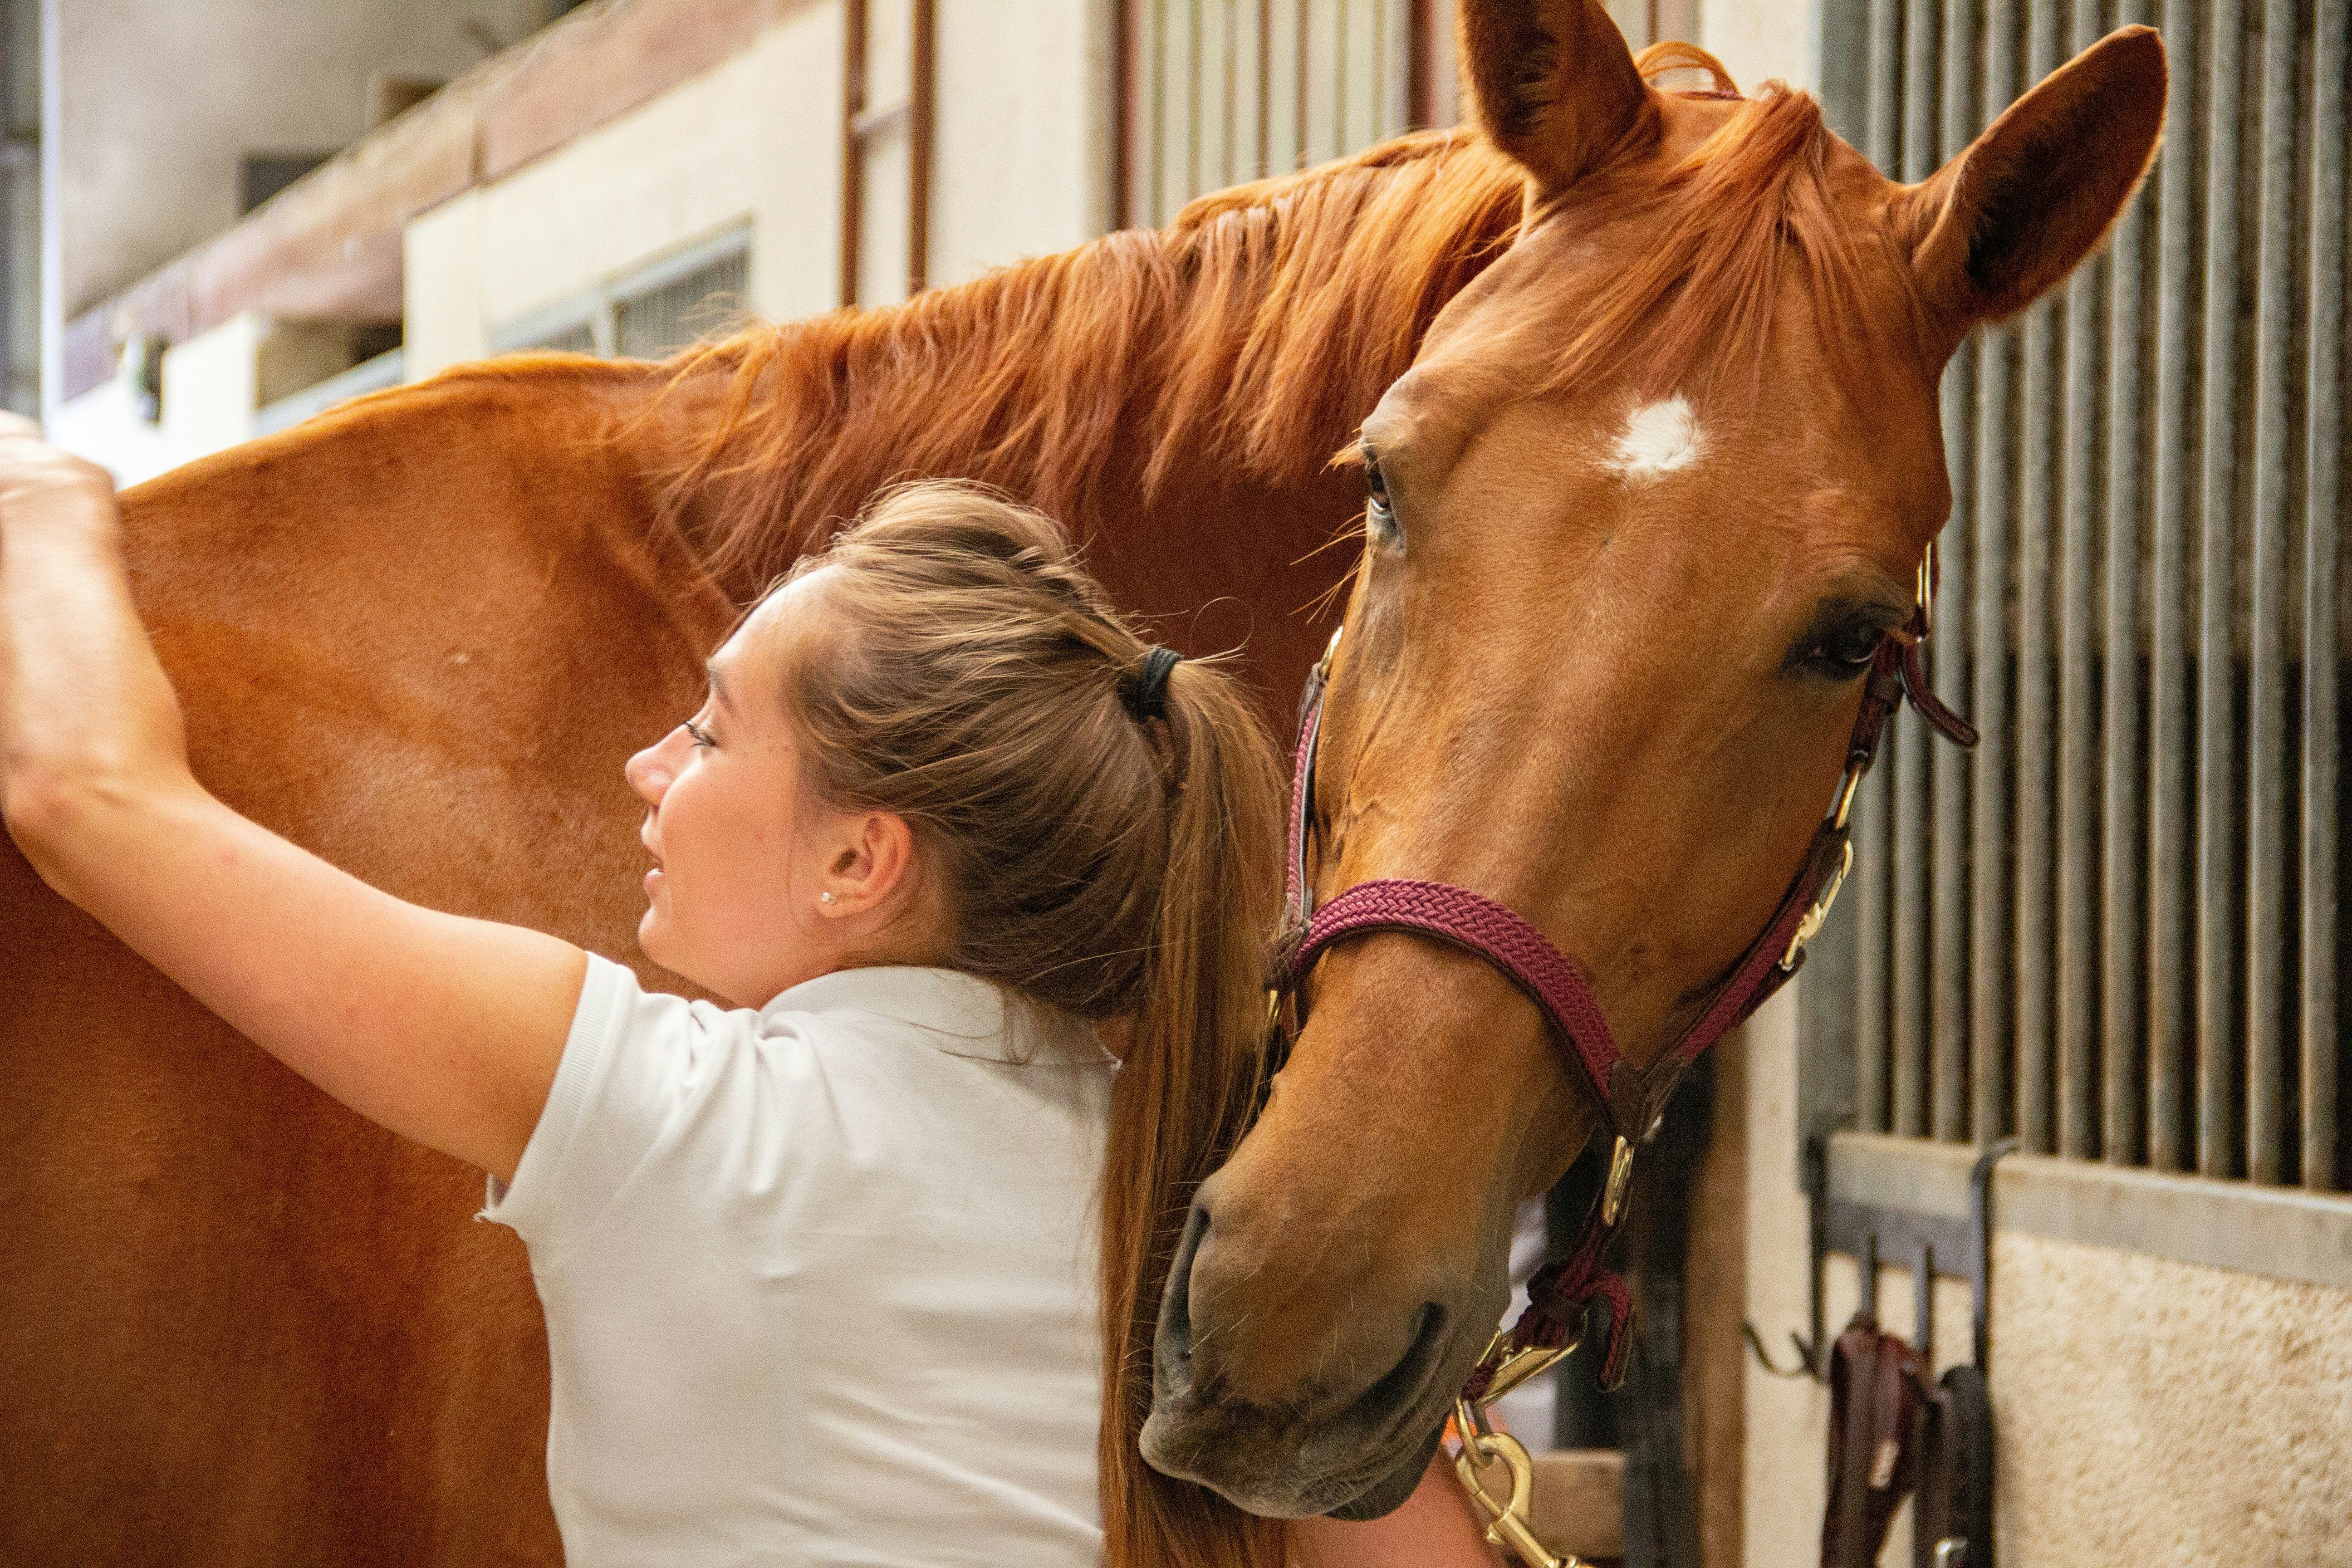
1457 0 1651 196
1900 25 2166 333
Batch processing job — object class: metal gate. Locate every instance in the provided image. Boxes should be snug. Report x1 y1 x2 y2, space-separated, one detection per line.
1808 0 2346 1193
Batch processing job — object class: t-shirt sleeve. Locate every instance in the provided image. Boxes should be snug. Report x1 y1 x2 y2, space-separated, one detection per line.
481 952 735 1266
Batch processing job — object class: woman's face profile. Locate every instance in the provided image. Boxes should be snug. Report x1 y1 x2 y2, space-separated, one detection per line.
624 584 839 1005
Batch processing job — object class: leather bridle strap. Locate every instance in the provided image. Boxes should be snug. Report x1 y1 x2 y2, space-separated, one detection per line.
1267 546 1977 1394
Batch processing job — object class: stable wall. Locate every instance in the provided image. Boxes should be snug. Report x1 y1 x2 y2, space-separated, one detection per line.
1708 4 2352 1557
39 0 549 415
402 0 1109 379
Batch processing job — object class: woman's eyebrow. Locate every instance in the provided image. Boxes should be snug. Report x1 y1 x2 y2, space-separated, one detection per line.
705 662 737 714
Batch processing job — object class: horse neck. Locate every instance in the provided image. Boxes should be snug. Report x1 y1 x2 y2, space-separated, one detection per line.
667 132 1528 598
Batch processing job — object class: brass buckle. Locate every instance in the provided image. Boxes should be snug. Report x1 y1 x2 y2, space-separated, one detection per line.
1780 840 1854 972
1916 540 1937 640
1467 1327 1577 1408
1601 1134 1636 1226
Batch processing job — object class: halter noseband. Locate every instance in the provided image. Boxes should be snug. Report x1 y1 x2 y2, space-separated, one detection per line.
1267 543 1976 1397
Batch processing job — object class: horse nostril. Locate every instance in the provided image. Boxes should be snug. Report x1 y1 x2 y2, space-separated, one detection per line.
1152 1200 1213 1385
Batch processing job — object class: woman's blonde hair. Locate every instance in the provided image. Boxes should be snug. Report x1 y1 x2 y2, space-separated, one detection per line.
777 481 1285 1568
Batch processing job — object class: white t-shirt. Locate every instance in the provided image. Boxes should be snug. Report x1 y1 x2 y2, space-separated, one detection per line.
483 954 1117 1568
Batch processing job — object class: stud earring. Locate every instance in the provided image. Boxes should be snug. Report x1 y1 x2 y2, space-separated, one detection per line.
818 891 839 905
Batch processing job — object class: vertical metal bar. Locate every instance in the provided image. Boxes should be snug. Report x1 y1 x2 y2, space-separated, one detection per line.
907 0 934 295
1333 0 1348 153
1186 0 1203 201
1114 0 1137 226
840 0 868 307
1294 0 1309 168
1257 0 1273 178
1218 0 1238 190
2013 0 2063 1155
1857 753 1895 1136
1931 0 1977 1144
2306 0 2345 1193
2102 0 2151 1169
1972 0 2019 1147
2197 0 2244 1180
2147 0 2200 1173
1903 0 1937 181
1401 0 1421 128
1888 0 1936 1140
2054 0 2105 1162
2244 0 2297 1185
1867 0 1901 175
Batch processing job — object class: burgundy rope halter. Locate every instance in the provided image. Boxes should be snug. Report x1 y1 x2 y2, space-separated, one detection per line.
1268 544 1978 1397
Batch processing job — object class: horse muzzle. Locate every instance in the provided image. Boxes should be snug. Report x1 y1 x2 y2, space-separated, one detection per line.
1138 1182 1501 1519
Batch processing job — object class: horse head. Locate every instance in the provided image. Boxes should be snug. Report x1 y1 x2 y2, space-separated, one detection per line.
1142 0 2165 1519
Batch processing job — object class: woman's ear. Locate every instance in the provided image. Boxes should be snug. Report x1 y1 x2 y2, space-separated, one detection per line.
814 810 918 918
1896 25 2166 339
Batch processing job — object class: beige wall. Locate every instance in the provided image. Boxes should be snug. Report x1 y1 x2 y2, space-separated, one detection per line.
40 0 550 414
404 0 1111 380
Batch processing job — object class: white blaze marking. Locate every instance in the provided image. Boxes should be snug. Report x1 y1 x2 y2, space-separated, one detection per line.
1608 394 1706 480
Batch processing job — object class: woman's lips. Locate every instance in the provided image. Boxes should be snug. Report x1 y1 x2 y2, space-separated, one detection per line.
643 867 664 893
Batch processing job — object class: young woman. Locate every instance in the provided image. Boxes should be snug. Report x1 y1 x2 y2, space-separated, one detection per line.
0 417 1496 1567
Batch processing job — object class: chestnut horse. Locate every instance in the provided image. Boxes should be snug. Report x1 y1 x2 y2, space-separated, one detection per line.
1141 1 2167 1522
0 5 2162 1563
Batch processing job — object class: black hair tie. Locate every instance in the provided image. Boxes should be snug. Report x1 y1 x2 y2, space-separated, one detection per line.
1124 645 1183 722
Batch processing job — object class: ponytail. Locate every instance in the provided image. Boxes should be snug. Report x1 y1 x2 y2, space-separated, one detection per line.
1097 662 1286 1568
774 481 1288 1568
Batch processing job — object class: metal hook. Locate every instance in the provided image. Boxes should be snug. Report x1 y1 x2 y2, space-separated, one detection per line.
1740 1319 1819 1381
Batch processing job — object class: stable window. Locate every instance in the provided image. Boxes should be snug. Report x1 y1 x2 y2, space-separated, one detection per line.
493 228 752 361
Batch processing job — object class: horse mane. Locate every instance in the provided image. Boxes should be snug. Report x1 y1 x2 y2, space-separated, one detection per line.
658 55 1886 595
659 129 1527 593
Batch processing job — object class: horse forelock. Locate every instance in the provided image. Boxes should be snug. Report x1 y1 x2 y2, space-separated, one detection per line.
1535 73 1919 404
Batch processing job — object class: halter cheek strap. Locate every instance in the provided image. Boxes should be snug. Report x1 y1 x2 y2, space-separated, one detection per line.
1269 545 1975 1396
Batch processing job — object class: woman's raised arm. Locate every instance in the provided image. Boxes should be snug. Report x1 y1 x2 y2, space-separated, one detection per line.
0 415 580 1183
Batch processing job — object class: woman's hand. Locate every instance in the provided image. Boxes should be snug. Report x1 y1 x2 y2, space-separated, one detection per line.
0 413 194 848
0 413 581 1184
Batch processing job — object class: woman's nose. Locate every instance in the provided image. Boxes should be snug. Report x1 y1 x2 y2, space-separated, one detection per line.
625 731 679 804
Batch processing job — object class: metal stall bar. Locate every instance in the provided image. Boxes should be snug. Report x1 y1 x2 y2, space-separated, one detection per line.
2305 0 2344 1192
840 0 867 304
2245 0 2298 1186
1853 0 1902 1136
1892 0 1936 1137
2013 0 2064 1154
1971 0 2019 1146
2054 0 2107 1161
2147 0 2200 1173
2197 0 2245 1179
1932 0 1979 1143
1867 0 1901 172
2102 0 2152 1168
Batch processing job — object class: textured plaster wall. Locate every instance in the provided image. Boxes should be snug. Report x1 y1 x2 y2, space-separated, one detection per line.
1991 1235 2352 1568
1745 973 2352 1565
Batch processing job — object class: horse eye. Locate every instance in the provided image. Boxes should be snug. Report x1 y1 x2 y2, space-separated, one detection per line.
1813 625 1884 673
1362 447 1399 545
